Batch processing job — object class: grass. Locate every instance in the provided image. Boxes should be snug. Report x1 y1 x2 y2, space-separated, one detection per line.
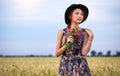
0 57 120 76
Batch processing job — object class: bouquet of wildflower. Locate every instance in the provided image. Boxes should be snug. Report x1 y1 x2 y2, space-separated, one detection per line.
65 28 83 51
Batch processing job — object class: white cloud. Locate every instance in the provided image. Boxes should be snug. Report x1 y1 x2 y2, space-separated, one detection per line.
75 0 120 23
10 0 45 15
0 16 57 22
1 0 119 24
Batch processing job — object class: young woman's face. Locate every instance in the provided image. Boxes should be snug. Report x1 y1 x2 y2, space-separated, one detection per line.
69 8 84 24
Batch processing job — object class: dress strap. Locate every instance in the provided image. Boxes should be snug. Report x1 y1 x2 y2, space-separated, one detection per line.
60 28 67 48
60 28 67 56
62 28 67 37
81 28 86 39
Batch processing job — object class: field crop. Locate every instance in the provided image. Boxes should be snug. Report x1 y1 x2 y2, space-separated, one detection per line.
0 57 120 76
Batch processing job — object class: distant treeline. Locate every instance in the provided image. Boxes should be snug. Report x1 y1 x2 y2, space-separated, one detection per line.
0 50 120 57
0 54 53 57
90 50 120 57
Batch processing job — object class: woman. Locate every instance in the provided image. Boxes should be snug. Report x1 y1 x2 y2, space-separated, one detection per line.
56 4 94 76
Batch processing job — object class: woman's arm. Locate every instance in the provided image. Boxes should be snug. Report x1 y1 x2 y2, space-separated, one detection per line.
55 29 67 57
81 28 94 56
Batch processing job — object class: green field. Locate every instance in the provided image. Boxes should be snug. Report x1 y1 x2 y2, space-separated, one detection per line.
0 57 120 76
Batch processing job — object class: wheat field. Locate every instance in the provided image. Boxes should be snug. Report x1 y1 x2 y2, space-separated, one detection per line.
0 57 120 76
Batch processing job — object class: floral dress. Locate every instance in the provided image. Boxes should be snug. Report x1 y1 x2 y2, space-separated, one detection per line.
59 28 91 76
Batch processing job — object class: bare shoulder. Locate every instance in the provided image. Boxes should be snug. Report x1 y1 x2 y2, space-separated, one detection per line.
58 29 63 33
84 28 93 32
57 29 64 39
84 28 94 40
58 29 64 35
83 28 94 37
84 28 93 34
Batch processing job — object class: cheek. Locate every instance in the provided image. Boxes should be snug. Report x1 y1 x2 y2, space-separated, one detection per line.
80 14 84 18
81 16 84 20
79 15 84 21
72 15 78 19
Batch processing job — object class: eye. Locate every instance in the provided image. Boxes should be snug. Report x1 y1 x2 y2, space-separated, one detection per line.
80 13 84 16
75 12 79 15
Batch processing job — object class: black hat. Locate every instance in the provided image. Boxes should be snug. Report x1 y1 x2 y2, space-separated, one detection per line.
65 4 89 24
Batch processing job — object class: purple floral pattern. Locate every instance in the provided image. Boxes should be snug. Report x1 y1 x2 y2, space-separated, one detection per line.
59 28 91 76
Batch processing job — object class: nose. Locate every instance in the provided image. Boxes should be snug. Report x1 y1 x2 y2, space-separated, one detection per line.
78 14 83 19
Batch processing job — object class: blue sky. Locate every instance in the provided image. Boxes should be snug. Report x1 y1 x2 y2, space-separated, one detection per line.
0 0 120 56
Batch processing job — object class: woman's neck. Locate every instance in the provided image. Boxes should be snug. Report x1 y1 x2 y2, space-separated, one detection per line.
69 23 80 30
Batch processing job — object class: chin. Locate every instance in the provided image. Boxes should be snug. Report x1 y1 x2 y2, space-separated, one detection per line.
76 20 82 24
76 21 81 24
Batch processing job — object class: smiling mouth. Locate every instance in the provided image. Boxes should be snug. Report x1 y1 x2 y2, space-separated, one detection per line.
77 19 82 21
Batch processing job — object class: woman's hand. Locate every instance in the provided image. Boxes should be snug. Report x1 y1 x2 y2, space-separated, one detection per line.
81 28 94 56
67 36 74 43
85 28 94 41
